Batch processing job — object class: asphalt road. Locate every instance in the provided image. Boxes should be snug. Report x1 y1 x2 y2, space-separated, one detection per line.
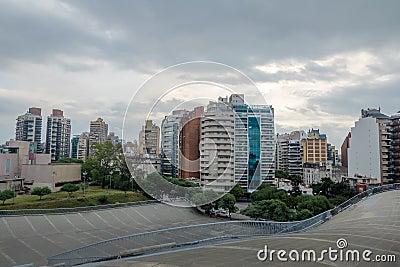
93 190 400 267
0 203 215 267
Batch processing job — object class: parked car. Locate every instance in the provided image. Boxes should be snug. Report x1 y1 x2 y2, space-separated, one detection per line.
217 210 230 218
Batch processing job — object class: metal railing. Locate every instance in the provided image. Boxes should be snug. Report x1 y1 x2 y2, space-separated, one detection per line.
0 200 160 216
48 183 400 266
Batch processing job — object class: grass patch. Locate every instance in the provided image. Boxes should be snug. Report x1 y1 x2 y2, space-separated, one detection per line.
0 186 149 210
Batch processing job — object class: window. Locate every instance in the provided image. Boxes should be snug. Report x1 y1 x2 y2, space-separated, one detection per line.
5 159 10 174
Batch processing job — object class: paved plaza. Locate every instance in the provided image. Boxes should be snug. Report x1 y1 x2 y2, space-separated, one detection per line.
0 203 214 266
93 190 400 267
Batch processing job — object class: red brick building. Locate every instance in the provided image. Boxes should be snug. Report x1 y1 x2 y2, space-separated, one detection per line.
179 106 204 179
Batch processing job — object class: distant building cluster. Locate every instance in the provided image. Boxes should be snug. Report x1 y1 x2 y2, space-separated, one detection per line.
0 140 81 192
1 107 124 193
133 100 399 193
275 129 344 185
134 94 275 193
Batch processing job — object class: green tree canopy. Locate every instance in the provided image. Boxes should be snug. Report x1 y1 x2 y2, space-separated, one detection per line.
0 190 15 205
250 184 288 203
297 195 333 216
60 183 80 197
295 209 314 221
218 193 238 217
31 187 52 200
229 184 244 200
242 199 294 222
82 141 137 190
275 170 291 179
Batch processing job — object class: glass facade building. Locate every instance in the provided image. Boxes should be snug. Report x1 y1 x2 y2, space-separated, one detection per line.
161 110 188 178
233 104 275 192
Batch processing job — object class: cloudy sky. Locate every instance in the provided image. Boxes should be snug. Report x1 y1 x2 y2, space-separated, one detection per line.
0 0 399 148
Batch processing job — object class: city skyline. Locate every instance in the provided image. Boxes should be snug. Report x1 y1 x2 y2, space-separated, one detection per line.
2 104 399 150
0 1 399 148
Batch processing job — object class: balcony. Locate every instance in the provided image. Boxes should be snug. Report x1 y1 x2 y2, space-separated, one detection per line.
390 134 400 139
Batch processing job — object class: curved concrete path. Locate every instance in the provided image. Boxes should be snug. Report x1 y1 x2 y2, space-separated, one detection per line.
93 190 400 267
0 203 214 266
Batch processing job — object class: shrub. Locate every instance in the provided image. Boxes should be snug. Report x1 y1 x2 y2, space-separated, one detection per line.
98 195 108 204
0 190 15 205
31 187 52 200
60 184 80 197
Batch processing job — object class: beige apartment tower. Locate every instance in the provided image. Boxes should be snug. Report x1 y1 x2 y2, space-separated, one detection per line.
138 120 160 156
89 118 108 155
302 129 327 164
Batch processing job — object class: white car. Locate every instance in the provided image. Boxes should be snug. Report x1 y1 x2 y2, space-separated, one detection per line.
217 210 230 218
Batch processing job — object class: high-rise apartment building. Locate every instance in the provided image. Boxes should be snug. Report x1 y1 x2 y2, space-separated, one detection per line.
301 129 327 164
138 120 160 156
276 131 306 177
89 118 108 155
205 94 276 193
341 132 351 168
348 108 391 184
71 135 79 159
45 109 71 161
232 101 275 192
276 133 289 171
107 132 120 145
179 106 204 180
161 110 189 178
389 112 400 183
15 107 43 153
200 101 235 193
287 140 303 177
327 143 339 166
77 132 90 161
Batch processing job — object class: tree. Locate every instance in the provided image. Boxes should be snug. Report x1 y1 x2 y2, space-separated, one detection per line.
295 209 314 221
82 141 139 191
0 190 15 205
60 184 80 197
250 184 288 203
83 141 120 188
275 170 290 179
288 175 302 196
31 187 52 200
218 193 238 218
114 178 130 197
240 202 263 220
229 184 244 200
331 182 356 198
82 156 102 185
242 199 294 222
298 195 333 216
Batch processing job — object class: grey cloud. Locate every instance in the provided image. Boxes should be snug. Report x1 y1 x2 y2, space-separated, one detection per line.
309 79 400 118
0 0 399 145
1 0 399 73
